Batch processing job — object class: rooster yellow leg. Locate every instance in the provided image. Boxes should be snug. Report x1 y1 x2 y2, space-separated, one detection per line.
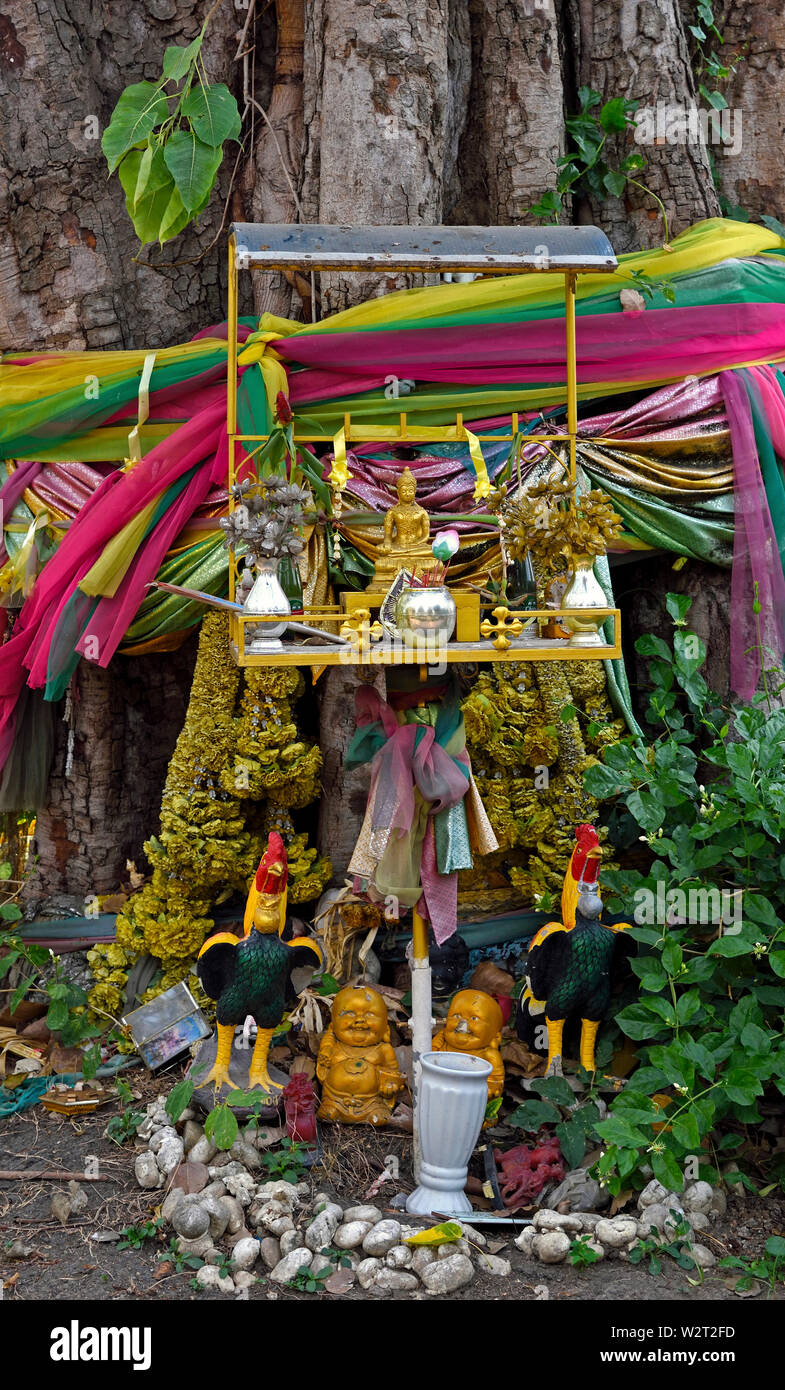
201 1023 238 1091
545 1017 564 1076
248 1027 283 1093
580 1018 601 1072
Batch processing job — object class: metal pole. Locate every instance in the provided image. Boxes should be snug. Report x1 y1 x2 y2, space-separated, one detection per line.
565 271 578 488
227 237 238 603
411 904 432 1183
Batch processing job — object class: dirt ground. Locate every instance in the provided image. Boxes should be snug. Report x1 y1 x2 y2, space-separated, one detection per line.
1 1074 783 1304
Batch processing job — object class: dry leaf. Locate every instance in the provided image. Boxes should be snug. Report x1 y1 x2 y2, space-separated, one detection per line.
289 1055 315 1078
610 1189 633 1216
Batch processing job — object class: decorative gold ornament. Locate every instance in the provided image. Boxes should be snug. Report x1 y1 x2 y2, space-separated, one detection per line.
480 606 524 651
317 985 405 1125
369 467 433 591
432 989 505 1110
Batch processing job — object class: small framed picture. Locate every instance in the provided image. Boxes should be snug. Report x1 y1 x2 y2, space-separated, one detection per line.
379 568 413 636
123 982 211 1072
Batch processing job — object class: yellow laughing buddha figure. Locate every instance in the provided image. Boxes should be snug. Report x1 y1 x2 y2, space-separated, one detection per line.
432 988 505 1103
317 985 405 1125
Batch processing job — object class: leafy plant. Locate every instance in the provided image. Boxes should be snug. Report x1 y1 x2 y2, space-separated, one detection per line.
688 1 746 111
204 1101 239 1152
583 594 785 1196
508 1065 612 1168
569 1235 603 1269
258 1136 309 1184
166 1077 196 1124
105 1077 146 1146
117 1217 163 1252
719 1236 785 1296
159 1236 204 1276
101 22 242 247
629 1209 696 1276
530 87 670 241
287 1263 332 1294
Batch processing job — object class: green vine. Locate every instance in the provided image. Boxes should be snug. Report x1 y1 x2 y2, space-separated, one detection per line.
688 1 746 112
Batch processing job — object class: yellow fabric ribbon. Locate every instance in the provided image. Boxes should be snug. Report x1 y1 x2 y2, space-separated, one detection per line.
237 331 290 416
329 427 354 490
0 511 50 598
79 496 158 598
125 352 157 466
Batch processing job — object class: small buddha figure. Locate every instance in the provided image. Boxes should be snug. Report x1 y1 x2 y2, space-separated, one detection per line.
432 988 505 1105
317 985 404 1125
370 467 433 590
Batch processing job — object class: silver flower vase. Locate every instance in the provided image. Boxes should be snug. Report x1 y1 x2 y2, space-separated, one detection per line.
562 554 607 647
242 556 291 653
406 1052 492 1217
395 584 456 648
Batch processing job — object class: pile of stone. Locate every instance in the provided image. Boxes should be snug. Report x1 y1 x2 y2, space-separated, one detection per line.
515 1178 725 1269
132 1098 512 1297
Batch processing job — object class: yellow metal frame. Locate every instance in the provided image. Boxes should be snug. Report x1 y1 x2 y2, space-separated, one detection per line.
226 236 616 668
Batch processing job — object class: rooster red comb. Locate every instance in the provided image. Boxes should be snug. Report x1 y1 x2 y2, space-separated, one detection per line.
571 823 601 886
255 832 289 896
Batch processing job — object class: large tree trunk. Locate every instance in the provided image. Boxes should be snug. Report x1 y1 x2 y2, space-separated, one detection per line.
23 639 197 910
710 2 785 221
569 0 720 250
0 1 240 351
453 0 567 225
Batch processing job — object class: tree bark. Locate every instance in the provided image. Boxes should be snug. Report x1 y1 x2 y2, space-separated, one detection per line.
24 639 197 908
710 2 785 221
301 0 452 312
453 0 567 225
569 0 720 251
0 0 241 351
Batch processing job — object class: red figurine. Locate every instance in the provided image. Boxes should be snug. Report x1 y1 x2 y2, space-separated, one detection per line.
283 1073 318 1144
494 1134 565 1207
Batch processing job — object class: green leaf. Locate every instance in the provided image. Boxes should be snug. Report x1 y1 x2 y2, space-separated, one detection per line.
555 1119 587 1169
181 83 242 146
162 39 203 84
594 1115 651 1147
0 901 22 921
626 788 665 832
0 862 13 879
102 82 170 174
765 1236 785 1258
162 130 223 213
205 1103 239 1151
117 148 178 246
507 1099 561 1131
671 1112 700 1149
603 169 627 197
707 935 753 957
166 1078 195 1123
531 1075 576 1107
770 952 785 978
665 593 691 626
46 1000 69 1032
651 1148 684 1191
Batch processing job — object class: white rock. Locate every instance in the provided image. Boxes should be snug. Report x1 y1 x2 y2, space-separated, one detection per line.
189 1136 218 1165
269 1248 313 1284
458 1223 486 1247
148 1126 178 1154
223 1172 256 1206
481 1253 511 1276
230 1139 261 1171
162 1188 185 1224
437 1237 470 1258
638 1179 669 1208
259 1236 281 1269
343 1205 383 1224
202 1194 232 1241
594 1217 638 1249
356 1257 382 1290
155 1136 185 1175
257 1181 300 1209
362 1219 402 1256
411 1246 438 1275
208 1160 245 1180
690 1212 710 1232
386 1244 413 1270
280 1228 302 1258
421 1253 474 1293
172 1204 210 1240
175 1232 214 1259
134 1152 162 1190
232 1237 261 1271
532 1230 571 1264
683 1181 714 1215
372 1268 419 1293
182 1120 204 1153
515 1226 537 1256
233 1270 257 1289
195 1266 234 1294
334 1220 373 1249
637 1203 685 1240
201 1180 227 1200
136 1117 155 1142
533 1210 583 1233
305 1205 342 1252
690 1243 716 1269
583 1239 606 1262
309 1251 333 1276
222 1196 245 1235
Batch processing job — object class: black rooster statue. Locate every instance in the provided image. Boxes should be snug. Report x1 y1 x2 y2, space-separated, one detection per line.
195 833 321 1094
516 824 631 1075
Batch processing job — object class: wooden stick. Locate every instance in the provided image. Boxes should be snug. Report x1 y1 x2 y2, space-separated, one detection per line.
0 1169 117 1182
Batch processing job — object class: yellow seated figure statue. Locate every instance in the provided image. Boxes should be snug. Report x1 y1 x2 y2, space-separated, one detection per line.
369 466 433 591
432 989 505 1105
317 985 405 1125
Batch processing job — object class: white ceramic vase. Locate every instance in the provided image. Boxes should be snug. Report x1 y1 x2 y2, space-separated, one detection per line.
242 556 291 652
406 1051 492 1217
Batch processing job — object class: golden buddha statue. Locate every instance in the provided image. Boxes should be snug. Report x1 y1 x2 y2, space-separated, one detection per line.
369 467 433 591
317 985 405 1125
432 989 505 1106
